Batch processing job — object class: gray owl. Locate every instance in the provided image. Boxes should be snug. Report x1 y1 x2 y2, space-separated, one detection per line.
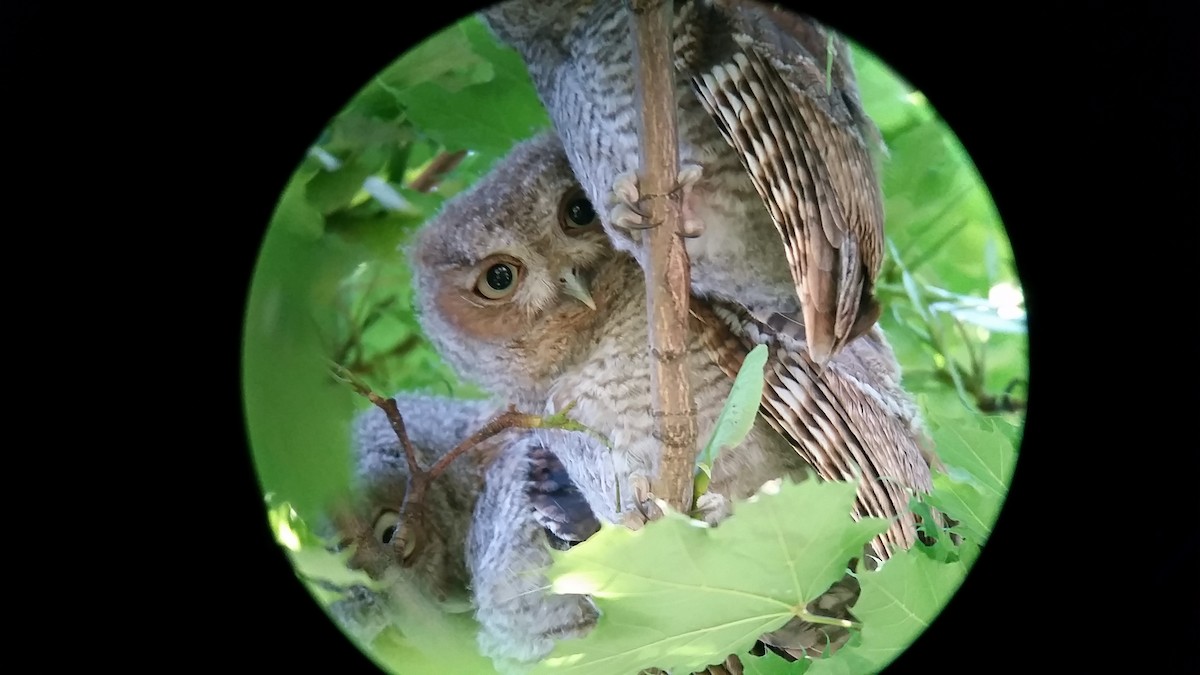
325 394 499 644
479 0 886 367
326 393 604 671
410 131 936 663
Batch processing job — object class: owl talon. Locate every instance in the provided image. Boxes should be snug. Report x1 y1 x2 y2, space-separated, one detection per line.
608 166 706 236
677 163 705 238
693 491 732 525
609 202 650 231
621 473 665 527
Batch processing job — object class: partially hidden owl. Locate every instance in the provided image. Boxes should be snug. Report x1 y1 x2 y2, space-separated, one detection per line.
410 132 936 664
326 393 604 671
479 0 887 367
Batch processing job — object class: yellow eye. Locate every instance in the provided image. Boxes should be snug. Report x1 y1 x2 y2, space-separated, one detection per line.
373 510 401 545
476 261 521 299
558 187 599 233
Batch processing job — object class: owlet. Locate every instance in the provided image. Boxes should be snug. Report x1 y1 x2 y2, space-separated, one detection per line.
326 393 603 671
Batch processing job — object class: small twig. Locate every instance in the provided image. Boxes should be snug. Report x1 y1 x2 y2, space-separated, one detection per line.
329 361 421 478
408 149 467 193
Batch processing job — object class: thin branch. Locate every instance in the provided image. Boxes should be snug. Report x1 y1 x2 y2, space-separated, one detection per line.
408 149 467 193
627 0 697 515
329 361 422 479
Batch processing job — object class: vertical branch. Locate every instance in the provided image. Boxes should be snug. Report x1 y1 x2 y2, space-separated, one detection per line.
628 0 697 514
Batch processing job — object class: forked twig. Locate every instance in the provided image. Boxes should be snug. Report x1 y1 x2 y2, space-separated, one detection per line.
328 361 604 564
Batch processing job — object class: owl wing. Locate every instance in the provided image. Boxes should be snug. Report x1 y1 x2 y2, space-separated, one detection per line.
691 18 884 367
526 443 602 550
693 300 933 562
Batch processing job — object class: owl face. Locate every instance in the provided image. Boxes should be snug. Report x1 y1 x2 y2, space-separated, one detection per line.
412 133 616 400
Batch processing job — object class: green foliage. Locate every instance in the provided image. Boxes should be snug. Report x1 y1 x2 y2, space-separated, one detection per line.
695 343 768 497
535 480 888 675
242 13 1028 675
806 550 971 674
924 406 1018 544
523 403 1016 674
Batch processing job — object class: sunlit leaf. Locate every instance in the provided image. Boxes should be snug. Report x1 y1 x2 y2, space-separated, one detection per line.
534 480 888 675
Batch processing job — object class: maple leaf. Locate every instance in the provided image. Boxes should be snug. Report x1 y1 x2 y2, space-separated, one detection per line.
533 480 887 675
807 550 969 674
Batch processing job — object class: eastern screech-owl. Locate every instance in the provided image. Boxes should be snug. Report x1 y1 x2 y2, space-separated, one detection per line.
479 0 887 366
326 393 604 671
409 131 936 663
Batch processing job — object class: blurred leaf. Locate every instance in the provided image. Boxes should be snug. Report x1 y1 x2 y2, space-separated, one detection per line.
290 545 380 592
243 208 357 520
359 585 500 675
396 18 550 156
932 304 1025 334
305 147 389 215
375 22 494 94
534 480 887 675
272 168 324 240
326 112 413 156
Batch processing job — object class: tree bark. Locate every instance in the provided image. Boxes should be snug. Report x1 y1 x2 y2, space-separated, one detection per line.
627 0 697 514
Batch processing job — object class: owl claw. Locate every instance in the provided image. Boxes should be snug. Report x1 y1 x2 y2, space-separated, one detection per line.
693 491 732 525
609 201 648 231
620 473 665 529
607 165 706 236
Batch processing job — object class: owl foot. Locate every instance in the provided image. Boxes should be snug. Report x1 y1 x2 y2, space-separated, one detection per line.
607 164 705 236
692 490 733 525
619 473 666 530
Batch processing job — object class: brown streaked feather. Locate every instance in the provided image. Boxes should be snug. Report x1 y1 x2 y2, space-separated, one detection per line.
692 47 884 367
698 299 934 561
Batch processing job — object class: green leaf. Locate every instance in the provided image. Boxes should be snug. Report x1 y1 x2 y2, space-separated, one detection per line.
272 168 324 240
305 149 387 215
807 551 969 674
395 18 550 156
360 585 500 674
922 412 1017 544
375 22 493 94
908 499 958 563
698 343 768 472
326 112 413 157
289 545 379 592
929 418 1014 497
533 480 888 675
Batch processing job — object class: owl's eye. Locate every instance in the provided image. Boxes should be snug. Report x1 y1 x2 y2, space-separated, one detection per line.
558 187 599 233
373 510 401 545
476 260 521 299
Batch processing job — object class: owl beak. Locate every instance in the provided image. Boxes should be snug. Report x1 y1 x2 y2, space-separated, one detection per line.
559 267 596 310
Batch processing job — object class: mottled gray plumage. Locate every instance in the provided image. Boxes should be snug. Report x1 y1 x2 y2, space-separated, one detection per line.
326 393 608 673
479 0 885 366
469 429 608 674
327 394 502 644
410 132 935 665
412 132 809 526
